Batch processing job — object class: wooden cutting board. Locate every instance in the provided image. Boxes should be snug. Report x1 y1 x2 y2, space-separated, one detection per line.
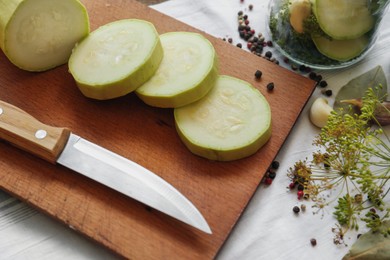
0 0 316 259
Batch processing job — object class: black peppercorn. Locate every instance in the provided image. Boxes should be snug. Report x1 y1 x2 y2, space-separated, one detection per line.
254 70 262 79
299 65 307 72
315 74 323 82
310 238 317 246
265 51 272 58
309 71 317 80
319 80 328 88
268 171 276 179
266 82 274 91
322 89 333 97
236 43 242 48
271 160 280 169
293 206 300 213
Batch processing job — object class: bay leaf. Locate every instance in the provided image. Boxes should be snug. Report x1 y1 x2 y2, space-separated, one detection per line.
334 66 388 112
343 221 390 260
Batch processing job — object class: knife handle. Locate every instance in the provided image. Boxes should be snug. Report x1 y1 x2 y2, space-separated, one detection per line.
0 100 71 164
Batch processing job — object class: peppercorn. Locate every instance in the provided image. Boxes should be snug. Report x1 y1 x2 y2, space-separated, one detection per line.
258 35 265 43
238 24 246 31
293 206 300 213
238 10 243 16
256 45 263 53
254 70 262 79
228 38 233 44
266 82 274 91
300 204 306 212
309 71 317 80
315 74 323 82
299 65 307 72
264 177 273 185
297 184 304 191
289 182 296 189
297 190 304 199
271 160 280 169
236 43 242 48
249 4 253 10
310 238 317 246
265 51 272 58
319 80 328 88
322 89 333 97
291 64 298 71
268 171 276 179
266 40 273 47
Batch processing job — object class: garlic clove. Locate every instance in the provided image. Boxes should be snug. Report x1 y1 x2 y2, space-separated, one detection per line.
289 0 312 34
309 97 334 128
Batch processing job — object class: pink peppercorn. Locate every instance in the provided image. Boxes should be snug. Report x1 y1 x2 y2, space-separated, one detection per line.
264 177 273 185
297 190 304 199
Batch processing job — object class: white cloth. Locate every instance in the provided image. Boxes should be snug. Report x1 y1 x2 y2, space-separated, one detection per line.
1 1 389 259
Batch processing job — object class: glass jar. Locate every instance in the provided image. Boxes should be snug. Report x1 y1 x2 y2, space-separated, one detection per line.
268 0 390 70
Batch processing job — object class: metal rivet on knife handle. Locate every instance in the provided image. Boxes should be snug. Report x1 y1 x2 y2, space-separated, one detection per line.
0 100 71 163
35 129 47 140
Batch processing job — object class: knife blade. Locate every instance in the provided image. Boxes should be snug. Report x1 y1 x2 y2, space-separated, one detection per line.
0 100 211 234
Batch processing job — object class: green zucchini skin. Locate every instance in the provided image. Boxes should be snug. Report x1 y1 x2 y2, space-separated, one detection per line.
313 0 375 40
174 75 272 161
68 19 163 100
136 32 219 108
0 0 90 71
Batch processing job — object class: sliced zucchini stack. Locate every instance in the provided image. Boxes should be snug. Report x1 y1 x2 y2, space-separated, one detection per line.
68 19 163 100
313 0 374 40
312 35 369 62
136 32 218 108
311 0 375 61
0 0 90 71
174 75 272 161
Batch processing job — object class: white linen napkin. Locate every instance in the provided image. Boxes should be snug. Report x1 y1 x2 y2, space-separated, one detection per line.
152 1 390 259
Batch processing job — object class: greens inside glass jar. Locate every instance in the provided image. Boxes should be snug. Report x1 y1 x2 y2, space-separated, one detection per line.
269 0 389 69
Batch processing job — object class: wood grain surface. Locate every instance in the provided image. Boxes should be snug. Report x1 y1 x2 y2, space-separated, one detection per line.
0 0 316 259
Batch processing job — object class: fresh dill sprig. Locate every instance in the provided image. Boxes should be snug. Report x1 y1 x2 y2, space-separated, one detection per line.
288 86 390 243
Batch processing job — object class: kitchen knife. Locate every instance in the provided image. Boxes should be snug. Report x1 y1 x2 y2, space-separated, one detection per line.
0 100 211 234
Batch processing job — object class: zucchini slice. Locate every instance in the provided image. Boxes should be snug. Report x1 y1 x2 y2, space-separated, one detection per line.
0 0 89 71
312 34 369 61
313 0 375 40
174 75 272 161
136 32 218 108
68 19 163 100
